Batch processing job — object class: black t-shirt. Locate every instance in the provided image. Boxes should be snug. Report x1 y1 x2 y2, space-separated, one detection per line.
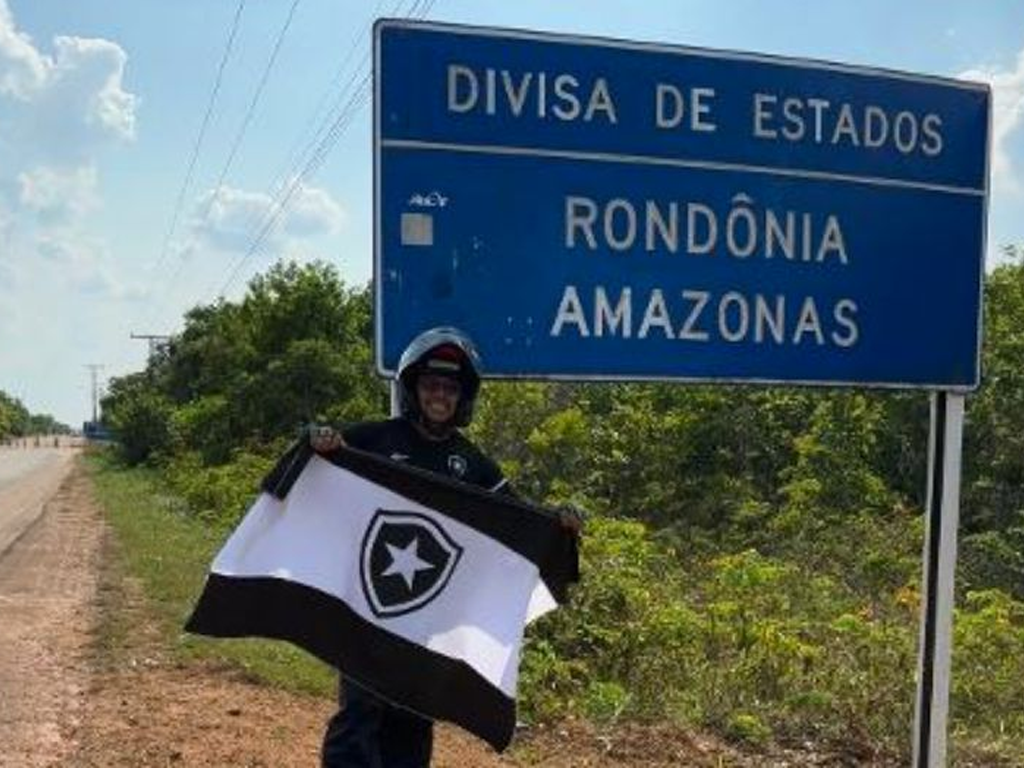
342 417 508 494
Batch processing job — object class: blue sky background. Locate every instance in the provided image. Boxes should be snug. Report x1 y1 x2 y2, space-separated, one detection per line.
1 0 1022 425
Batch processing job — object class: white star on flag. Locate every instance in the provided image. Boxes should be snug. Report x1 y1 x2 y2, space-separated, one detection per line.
382 536 435 589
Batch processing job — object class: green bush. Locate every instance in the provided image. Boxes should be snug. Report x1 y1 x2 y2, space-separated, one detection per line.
164 446 283 529
103 373 173 464
581 680 630 723
725 713 772 745
952 590 1024 736
522 519 923 755
169 394 236 465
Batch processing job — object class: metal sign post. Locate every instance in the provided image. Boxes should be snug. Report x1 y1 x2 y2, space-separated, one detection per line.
390 379 401 418
913 392 965 767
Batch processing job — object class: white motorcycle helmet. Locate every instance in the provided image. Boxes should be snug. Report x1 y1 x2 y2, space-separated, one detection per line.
396 327 482 427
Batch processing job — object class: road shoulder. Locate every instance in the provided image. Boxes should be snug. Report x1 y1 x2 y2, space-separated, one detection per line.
0 460 101 768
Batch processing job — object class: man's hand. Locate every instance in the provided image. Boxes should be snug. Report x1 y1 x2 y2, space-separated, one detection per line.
556 505 586 536
308 424 345 453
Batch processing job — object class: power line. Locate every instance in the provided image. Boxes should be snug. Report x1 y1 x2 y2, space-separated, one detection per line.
214 67 370 297
230 0 401 256
135 0 246 343
149 0 304 328
206 67 365 297
202 0 303 213
211 0 437 299
262 0 388 202
206 0 406 300
150 0 247 276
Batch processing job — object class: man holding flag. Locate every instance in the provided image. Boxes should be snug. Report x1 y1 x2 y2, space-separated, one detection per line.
186 327 580 768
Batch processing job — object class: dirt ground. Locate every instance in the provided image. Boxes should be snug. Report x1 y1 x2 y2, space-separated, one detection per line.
0 459 885 767
0 449 97 768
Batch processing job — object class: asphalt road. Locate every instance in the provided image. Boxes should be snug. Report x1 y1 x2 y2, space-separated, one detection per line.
0 444 78 558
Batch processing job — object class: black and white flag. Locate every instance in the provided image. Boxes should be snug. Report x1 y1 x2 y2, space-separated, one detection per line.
185 442 578 751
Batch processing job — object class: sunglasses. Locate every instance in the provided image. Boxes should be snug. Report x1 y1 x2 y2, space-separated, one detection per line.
418 375 462 396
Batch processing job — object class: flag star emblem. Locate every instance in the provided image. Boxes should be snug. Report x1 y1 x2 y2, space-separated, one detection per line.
360 510 463 618
381 536 435 590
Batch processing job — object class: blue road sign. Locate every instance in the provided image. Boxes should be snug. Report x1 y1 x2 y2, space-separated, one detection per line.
374 20 990 389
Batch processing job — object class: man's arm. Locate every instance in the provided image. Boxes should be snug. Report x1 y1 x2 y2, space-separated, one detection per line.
477 451 583 535
555 504 585 535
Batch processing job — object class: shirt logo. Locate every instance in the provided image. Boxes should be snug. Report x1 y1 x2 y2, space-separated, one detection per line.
448 454 468 478
359 510 463 619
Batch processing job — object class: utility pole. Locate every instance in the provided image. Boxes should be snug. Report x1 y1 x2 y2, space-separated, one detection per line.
84 363 104 423
130 332 171 357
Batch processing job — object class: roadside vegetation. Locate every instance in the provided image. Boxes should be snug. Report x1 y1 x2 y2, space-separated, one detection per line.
94 257 1024 764
0 391 68 438
86 451 337 696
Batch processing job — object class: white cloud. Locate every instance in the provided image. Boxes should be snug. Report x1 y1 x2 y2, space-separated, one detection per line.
5 36 137 169
0 203 22 296
0 0 136 173
0 251 14 289
47 35 136 142
0 2 139 302
0 1 143 426
187 186 274 253
34 232 145 300
76 267 145 300
283 184 346 237
960 47 1024 193
18 164 98 224
0 202 13 247
0 0 46 98
185 182 345 255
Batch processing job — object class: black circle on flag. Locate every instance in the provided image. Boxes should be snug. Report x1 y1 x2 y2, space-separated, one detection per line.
360 509 464 618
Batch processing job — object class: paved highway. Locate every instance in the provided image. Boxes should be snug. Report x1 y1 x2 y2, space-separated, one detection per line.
0 445 78 558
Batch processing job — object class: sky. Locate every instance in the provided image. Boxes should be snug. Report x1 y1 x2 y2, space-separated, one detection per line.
0 0 1022 426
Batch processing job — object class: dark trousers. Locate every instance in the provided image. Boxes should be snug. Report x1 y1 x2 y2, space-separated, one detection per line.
321 678 433 768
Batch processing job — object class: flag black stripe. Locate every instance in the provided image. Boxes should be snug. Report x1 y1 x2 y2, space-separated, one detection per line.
262 442 578 602
186 573 517 751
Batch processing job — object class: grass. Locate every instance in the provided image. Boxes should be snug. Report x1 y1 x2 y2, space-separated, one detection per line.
84 449 336 697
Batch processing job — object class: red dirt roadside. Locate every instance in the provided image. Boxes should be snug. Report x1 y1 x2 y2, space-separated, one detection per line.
0 447 95 768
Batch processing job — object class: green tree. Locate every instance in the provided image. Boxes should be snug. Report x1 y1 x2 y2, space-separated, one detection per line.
963 257 1024 534
101 372 173 464
0 391 31 439
103 260 384 465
